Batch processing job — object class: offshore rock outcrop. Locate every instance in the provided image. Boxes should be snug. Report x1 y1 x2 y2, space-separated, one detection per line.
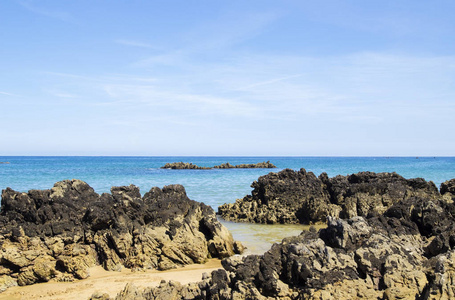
213 161 276 169
161 162 211 169
0 180 242 290
114 194 455 299
218 168 441 224
161 161 276 170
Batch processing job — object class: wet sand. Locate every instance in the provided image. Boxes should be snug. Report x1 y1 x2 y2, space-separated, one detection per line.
0 259 222 300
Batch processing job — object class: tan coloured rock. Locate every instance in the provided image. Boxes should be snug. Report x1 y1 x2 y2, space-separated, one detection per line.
0 181 243 292
0 275 17 292
427 251 455 299
382 254 428 299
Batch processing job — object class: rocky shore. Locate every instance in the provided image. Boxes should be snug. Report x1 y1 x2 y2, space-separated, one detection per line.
218 168 441 224
161 161 276 169
113 179 455 299
0 180 242 291
4 170 455 299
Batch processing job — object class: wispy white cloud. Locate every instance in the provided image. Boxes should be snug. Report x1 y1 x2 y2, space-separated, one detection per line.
5 1 455 155
132 11 280 69
100 83 260 118
42 71 98 81
235 74 303 91
43 71 157 84
183 11 280 50
115 39 162 50
44 89 78 99
0 91 18 97
133 50 188 68
18 0 76 23
36 50 455 141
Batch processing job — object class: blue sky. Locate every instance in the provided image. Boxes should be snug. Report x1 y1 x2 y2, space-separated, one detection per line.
1 1 454 156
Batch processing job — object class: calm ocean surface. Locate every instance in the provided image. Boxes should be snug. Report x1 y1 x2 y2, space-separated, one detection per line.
1 156 454 254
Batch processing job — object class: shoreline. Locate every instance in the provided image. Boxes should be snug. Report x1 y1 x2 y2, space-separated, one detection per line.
0 259 223 300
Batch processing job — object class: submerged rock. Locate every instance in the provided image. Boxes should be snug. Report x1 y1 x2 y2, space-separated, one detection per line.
218 168 440 224
0 180 242 290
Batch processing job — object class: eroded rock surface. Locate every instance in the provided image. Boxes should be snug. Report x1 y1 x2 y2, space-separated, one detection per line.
115 194 455 299
0 180 242 289
218 168 440 224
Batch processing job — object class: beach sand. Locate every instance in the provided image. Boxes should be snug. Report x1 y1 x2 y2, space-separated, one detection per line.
0 259 222 300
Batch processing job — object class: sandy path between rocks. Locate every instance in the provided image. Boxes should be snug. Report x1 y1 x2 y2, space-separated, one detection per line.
0 259 222 300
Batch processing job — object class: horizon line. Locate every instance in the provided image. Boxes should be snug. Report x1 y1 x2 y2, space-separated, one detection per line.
0 155 452 158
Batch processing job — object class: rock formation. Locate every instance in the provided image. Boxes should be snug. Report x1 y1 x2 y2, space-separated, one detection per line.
0 180 242 291
114 193 455 299
161 161 276 170
161 162 211 169
218 168 441 224
213 161 277 169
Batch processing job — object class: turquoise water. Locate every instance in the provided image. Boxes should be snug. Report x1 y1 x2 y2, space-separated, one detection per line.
1 156 454 209
1 156 454 254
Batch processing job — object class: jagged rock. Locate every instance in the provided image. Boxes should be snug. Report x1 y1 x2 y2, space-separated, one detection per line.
0 180 243 290
114 195 455 299
441 179 455 202
218 168 440 224
327 172 439 219
219 169 337 224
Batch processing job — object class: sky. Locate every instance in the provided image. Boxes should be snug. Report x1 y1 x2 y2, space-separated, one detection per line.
1 1 454 156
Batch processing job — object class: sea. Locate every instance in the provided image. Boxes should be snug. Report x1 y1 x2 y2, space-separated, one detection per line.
1 156 454 254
